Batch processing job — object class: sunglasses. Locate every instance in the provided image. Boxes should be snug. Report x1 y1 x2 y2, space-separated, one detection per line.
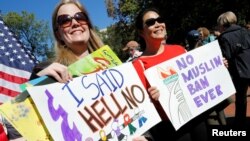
144 17 164 27
57 12 88 28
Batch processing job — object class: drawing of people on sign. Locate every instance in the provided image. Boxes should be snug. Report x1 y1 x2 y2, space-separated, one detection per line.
98 129 112 141
133 108 147 128
111 119 127 141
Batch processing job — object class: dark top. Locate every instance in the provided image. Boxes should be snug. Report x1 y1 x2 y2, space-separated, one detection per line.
218 24 250 78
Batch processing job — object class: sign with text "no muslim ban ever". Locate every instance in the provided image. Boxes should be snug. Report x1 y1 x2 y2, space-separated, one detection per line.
145 40 236 130
27 62 161 141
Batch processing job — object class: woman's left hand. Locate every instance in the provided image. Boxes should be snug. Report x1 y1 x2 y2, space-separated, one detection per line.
223 57 228 68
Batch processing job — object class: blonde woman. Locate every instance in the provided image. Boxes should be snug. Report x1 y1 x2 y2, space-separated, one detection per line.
30 0 104 82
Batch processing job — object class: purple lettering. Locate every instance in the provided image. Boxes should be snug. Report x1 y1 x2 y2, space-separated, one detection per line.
45 89 82 141
215 85 223 96
176 55 194 70
193 96 202 107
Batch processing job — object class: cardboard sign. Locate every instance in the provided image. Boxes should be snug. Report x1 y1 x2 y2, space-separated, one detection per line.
145 41 236 130
27 63 161 141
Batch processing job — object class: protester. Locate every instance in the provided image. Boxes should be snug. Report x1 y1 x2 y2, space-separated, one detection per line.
28 0 152 140
4 0 104 140
197 27 216 45
245 22 250 30
132 7 208 141
217 11 250 128
185 29 202 51
122 40 142 62
211 26 221 39
29 0 104 81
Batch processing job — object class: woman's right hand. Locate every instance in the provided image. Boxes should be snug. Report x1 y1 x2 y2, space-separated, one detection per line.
132 136 149 141
148 86 160 101
37 62 72 83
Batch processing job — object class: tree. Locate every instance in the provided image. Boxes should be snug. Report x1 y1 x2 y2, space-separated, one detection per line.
104 0 250 60
2 11 54 61
104 0 153 61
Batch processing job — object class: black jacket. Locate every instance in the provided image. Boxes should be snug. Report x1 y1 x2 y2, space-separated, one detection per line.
218 24 250 79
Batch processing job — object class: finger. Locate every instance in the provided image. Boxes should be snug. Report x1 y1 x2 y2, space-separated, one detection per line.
68 72 73 81
50 71 64 83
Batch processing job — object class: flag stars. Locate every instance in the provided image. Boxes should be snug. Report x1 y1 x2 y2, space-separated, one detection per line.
8 43 13 48
0 46 5 50
8 32 13 36
29 60 34 63
9 57 14 62
13 49 17 54
4 38 9 42
4 26 8 30
21 61 26 65
17 55 22 59
5 52 10 56
1 18 38 73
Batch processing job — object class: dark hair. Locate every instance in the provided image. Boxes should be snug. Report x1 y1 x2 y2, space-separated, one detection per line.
135 7 161 51
135 7 161 31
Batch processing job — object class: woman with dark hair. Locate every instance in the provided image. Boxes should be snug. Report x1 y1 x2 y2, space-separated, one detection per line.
132 7 208 141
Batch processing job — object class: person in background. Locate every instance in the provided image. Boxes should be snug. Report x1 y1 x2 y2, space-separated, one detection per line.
244 22 250 99
211 26 221 39
122 40 142 62
185 29 202 51
245 22 250 30
185 29 230 127
197 27 216 45
217 11 250 128
132 7 208 141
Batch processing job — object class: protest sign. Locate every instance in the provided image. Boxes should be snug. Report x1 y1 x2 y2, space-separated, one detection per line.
0 76 51 141
145 41 236 130
0 45 122 141
27 63 161 141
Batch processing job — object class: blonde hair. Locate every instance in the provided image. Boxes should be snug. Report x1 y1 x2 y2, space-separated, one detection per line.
217 11 237 27
52 0 103 65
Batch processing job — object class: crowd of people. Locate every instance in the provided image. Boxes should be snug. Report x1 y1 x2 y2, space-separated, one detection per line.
1 0 250 141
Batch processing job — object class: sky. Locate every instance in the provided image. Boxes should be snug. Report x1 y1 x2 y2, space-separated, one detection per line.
0 0 115 30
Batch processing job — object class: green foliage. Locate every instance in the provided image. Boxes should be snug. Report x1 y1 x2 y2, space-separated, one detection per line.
104 0 153 62
2 11 53 60
104 0 250 60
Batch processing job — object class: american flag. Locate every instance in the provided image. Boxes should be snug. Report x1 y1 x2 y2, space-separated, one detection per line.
0 17 39 104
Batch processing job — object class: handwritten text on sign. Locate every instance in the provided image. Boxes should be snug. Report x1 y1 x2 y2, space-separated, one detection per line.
145 41 235 130
28 63 161 141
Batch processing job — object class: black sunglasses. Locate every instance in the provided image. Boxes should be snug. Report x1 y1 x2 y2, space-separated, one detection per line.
144 17 164 27
57 12 88 28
